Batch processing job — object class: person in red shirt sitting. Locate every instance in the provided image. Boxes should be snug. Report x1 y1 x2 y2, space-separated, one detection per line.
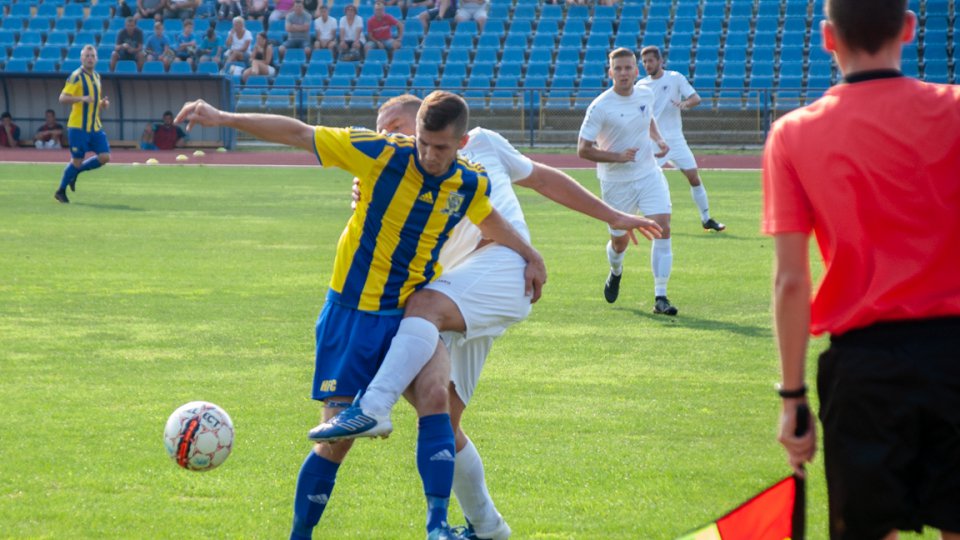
141 111 187 150
0 112 22 148
364 1 403 60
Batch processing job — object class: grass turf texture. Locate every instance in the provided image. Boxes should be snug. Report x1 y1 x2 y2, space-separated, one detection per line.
0 164 937 539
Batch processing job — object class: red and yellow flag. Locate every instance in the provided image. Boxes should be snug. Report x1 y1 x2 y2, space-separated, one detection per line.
676 475 805 540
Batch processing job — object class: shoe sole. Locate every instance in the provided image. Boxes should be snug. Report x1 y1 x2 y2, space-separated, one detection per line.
308 428 393 443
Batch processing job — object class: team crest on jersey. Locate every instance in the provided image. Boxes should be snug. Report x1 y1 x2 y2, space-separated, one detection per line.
640 105 647 112
440 192 465 216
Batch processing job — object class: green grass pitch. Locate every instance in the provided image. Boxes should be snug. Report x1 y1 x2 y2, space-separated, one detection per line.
0 163 937 539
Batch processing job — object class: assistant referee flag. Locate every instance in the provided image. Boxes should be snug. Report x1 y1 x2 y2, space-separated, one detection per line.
675 475 805 540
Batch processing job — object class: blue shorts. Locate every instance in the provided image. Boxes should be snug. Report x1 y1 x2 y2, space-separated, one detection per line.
311 293 403 402
68 128 111 159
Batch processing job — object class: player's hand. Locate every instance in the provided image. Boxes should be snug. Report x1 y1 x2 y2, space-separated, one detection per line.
350 177 361 210
100 96 110 109
777 399 816 478
609 213 662 243
672 99 687 111
654 140 669 158
176 99 225 131
523 252 547 304
619 147 638 163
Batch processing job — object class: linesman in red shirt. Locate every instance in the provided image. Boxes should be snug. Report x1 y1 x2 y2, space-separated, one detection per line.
762 0 960 538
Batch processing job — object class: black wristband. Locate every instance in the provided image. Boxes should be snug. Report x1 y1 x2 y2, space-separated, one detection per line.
776 384 808 399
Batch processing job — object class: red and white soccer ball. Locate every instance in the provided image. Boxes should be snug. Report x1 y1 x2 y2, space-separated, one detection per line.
163 401 234 472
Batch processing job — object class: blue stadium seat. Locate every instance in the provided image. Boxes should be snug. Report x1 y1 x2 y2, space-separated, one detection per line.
427 19 451 35
196 61 219 75
311 49 334 65
326 74 353 88
90 3 113 19
32 58 59 72
551 74 576 90
114 59 138 73
283 48 306 64
168 61 192 74
18 30 44 46
454 20 477 36
95 59 111 72
4 58 31 71
332 61 357 78
236 88 264 108
264 88 293 109
463 89 487 110
348 89 377 109
512 4 536 22
563 18 586 37
465 73 490 89
11 44 37 60
497 62 521 79
1 17 25 31
420 33 445 50
418 47 442 65
382 74 409 89
488 90 517 110
567 5 589 20
410 73 437 90
142 60 165 73
28 17 52 32
469 63 494 79
320 88 347 108
9 3 31 18
439 73 464 89
38 45 63 60
46 32 70 48
278 62 303 78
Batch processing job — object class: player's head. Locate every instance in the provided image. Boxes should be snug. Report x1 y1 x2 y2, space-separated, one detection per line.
415 91 470 176
81 44 97 70
377 94 421 135
822 0 914 59
640 45 664 77
607 48 639 94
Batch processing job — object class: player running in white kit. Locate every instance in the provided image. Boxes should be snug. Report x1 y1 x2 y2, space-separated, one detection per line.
637 45 726 232
309 94 662 539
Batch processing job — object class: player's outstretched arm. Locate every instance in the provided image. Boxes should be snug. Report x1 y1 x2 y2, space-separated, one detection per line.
515 162 662 242
175 99 316 153
476 209 547 303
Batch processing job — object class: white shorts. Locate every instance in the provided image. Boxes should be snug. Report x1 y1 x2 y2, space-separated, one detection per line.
426 243 532 404
656 138 698 171
600 168 672 235
456 3 487 19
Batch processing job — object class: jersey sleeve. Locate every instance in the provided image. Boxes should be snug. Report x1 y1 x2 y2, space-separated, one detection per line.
463 172 493 226
761 120 814 235
485 129 534 182
312 126 385 180
578 98 604 142
678 74 696 99
61 73 82 97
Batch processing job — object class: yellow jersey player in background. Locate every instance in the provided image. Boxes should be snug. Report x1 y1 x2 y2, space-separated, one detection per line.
55 44 111 204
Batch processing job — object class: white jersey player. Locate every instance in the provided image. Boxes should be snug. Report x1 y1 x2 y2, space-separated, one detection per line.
310 94 662 539
577 47 679 316
637 45 726 232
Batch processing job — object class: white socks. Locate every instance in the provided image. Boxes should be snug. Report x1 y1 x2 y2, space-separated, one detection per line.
358 317 439 417
651 238 672 297
453 438 502 535
690 184 710 222
606 240 625 275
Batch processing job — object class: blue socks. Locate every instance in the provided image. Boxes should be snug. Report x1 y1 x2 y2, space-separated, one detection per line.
290 451 340 540
417 413 456 531
59 157 102 191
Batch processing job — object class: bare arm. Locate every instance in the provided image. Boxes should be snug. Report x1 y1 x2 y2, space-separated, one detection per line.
675 92 701 111
577 137 636 163
773 232 816 476
475 208 547 303
175 99 315 152
515 162 661 242
648 118 669 157
60 92 91 105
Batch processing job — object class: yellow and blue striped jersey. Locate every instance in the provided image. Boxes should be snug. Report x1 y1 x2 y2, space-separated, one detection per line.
313 126 493 313
62 68 103 132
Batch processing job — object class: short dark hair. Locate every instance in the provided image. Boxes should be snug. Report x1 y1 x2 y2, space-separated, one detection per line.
417 91 469 136
1 112 11 120
826 0 907 54
163 110 174 117
640 45 662 59
45 109 55 115
608 47 637 63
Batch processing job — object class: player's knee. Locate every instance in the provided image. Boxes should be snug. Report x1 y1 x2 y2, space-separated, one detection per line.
98 154 110 165
314 439 352 462
414 380 449 416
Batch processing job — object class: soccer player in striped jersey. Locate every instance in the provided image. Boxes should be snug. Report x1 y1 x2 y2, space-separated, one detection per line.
175 92 545 540
55 45 111 204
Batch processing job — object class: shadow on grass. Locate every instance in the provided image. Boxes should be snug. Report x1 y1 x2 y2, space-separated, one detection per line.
72 202 146 212
616 306 771 338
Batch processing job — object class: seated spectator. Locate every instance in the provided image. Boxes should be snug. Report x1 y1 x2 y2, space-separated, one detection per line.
165 0 201 18
279 0 312 62
198 24 224 64
0 112 21 148
111 16 146 71
117 0 135 18
245 0 270 24
302 0 318 16
454 0 485 32
34 109 66 149
144 20 175 70
365 0 402 58
217 0 243 19
312 4 338 56
241 32 276 83
268 0 295 25
224 16 254 65
384 0 431 19
137 0 166 20
418 0 455 33
338 4 364 61
141 111 188 150
174 18 199 67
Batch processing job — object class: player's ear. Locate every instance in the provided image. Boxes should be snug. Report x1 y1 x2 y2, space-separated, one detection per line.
901 10 917 44
458 133 470 149
820 19 837 53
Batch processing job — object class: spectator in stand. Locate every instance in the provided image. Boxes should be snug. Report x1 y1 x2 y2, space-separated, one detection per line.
312 4 338 57
144 20 175 71
241 32 276 83
217 0 243 19
268 0 295 26
137 0 166 20
338 4 364 60
454 0 486 32
365 0 402 59
165 0 200 18
34 109 66 149
141 111 188 150
384 0 431 19
418 0 455 33
174 18 199 67
0 112 21 148
246 0 270 24
111 16 146 71
224 16 254 65
302 0 317 16
198 24 224 64
280 0 313 62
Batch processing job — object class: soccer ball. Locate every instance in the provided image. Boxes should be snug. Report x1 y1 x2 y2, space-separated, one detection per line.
163 401 234 472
